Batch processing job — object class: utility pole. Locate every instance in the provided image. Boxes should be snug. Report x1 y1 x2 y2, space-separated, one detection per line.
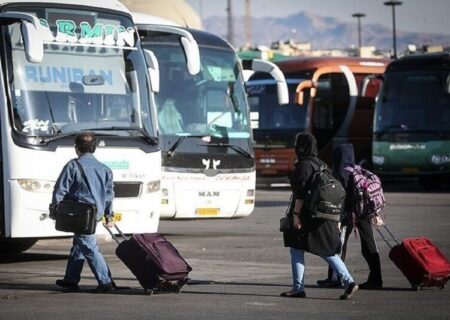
384 1 402 58
352 12 366 56
227 0 234 46
244 0 252 48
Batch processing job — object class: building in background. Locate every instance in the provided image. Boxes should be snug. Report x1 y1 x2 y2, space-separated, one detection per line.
121 0 203 29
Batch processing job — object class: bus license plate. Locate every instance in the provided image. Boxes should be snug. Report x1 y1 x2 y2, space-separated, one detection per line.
401 167 419 173
102 212 122 222
195 208 219 216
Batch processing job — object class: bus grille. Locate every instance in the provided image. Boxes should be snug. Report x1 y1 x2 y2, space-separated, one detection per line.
113 182 142 198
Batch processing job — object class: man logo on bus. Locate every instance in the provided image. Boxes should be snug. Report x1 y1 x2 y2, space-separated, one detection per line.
202 159 221 170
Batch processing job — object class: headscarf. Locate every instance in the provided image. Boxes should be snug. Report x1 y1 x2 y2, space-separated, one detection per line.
332 143 355 188
294 132 318 158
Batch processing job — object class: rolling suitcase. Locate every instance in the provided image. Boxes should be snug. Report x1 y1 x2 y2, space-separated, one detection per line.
105 225 192 294
377 225 450 290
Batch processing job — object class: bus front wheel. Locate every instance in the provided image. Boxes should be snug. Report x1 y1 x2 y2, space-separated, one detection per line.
0 238 38 253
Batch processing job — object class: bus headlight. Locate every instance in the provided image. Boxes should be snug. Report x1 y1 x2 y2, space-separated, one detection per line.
17 179 54 193
146 180 160 193
431 155 450 165
372 156 385 165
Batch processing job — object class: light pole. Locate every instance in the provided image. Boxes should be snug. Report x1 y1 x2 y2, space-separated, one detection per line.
384 1 402 58
352 12 366 56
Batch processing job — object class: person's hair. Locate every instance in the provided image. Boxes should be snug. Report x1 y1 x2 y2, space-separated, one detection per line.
75 132 97 154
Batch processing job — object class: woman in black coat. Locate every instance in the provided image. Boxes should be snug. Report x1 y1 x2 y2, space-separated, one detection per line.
281 133 358 300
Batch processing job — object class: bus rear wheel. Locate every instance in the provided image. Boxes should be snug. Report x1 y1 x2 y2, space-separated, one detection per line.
0 238 38 253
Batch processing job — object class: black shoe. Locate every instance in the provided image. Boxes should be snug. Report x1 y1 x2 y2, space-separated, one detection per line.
90 282 115 294
359 281 383 290
317 278 342 288
340 282 358 300
55 279 79 291
280 290 306 298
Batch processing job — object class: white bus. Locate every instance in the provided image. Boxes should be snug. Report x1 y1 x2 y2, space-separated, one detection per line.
0 0 162 252
134 14 289 219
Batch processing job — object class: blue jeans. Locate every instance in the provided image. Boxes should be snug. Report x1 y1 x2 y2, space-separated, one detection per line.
64 234 112 285
290 248 354 292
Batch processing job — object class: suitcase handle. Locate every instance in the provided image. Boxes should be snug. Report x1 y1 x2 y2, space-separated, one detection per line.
103 223 129 245
375 224 400 249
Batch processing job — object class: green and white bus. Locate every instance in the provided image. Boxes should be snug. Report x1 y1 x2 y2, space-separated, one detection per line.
0 0 162 252
373 53 450 188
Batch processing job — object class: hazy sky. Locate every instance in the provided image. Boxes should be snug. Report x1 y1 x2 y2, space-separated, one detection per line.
186 0 450 35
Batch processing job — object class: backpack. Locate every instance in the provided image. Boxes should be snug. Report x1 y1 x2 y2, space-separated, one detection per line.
303 160 346 222
344 165 386 220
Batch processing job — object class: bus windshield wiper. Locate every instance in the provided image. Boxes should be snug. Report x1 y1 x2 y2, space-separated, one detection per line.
79 126 158 145
166 135 205 157
378 124 418 132
39 127 158 145
199 142 253 159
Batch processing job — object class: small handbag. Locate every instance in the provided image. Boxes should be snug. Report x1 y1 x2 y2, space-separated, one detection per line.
279 193 295 232
54 160 98 235
279 216 293 232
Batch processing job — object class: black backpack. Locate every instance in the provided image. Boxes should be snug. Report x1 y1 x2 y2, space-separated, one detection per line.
302 159 346 222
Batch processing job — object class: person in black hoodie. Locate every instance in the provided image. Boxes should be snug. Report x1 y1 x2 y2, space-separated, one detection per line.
281 133 358 300
317 143 383 289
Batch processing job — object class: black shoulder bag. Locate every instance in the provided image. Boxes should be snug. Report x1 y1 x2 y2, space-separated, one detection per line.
55 160 98 235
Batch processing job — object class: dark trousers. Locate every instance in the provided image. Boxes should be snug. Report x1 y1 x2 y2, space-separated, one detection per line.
328 218 382 284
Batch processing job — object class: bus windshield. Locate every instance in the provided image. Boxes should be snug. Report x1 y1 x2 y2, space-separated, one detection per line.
143 34 251 141
375 71 450 133
247 80 307 132
3 7 155 140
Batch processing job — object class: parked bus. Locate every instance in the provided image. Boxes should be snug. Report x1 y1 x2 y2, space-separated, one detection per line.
134 14 289 219
0 0 162 252
372 53 450 189
246 56 388 185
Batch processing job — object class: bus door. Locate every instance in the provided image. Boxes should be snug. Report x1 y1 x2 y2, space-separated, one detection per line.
347 74 383 166
296 66 352 164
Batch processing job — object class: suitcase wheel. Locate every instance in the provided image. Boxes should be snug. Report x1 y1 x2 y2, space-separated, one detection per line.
412 284 420 291
438 285 445 290
144 288 154 296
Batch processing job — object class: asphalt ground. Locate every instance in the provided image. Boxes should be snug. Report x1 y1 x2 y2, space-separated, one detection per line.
0 180 449 320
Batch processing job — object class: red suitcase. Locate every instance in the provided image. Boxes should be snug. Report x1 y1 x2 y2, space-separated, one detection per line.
377 225 450 290
105 225 192 294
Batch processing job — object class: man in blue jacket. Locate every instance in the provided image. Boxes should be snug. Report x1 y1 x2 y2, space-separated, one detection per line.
51 132 115 293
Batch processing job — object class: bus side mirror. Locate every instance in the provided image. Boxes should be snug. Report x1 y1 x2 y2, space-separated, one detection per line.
136 24 200 75
144 49 160 93
242 59 289 105
0 12 44 63
295 80 315 106
179 36 201 75
21 21 43 63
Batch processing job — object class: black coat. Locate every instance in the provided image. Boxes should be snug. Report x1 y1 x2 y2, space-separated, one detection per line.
283 133 341 256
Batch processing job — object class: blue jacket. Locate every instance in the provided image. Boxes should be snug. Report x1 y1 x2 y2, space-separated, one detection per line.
52 153 114 220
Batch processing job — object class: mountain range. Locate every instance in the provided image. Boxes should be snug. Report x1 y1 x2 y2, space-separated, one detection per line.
203 11 450 52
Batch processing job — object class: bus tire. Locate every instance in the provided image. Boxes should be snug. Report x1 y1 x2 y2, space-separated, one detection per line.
0 238 38 253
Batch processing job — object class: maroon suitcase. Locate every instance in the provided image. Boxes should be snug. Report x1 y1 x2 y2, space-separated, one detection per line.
377 225 450 290
106 226 192 294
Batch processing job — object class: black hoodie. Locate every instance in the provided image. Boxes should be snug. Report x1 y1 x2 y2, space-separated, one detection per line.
332 143 355 223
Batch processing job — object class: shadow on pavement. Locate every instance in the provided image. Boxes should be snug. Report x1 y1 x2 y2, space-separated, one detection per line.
0 252 68 264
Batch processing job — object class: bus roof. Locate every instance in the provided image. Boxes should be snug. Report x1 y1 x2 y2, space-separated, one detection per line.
277 56 390 74
0 0 131 14
386 53 450 72
132 12 179 26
